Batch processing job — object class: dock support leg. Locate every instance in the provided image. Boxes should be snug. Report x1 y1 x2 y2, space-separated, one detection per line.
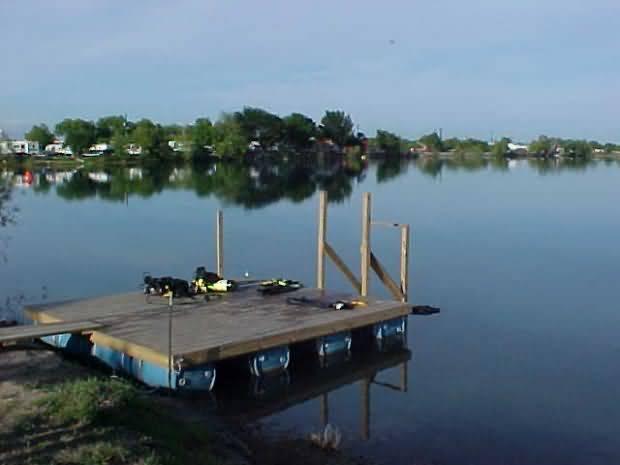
400 225 410 303
361 193 371 297
167 294 173 390
400 361 408 392
361 377 371 440
216 210 224 278
320 393 329 427
317 191 327 289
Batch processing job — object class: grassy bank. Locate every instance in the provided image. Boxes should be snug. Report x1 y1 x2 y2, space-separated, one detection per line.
2 374 216 465
0 350 369 465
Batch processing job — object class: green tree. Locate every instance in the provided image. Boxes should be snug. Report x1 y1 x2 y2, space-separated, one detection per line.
55 119 97 155
163 124 187 140
529 135 553 156
491 137 511 158
25 124 54 149
320 110 354 147
442 137 459 152
375 129 401 154
131 119 168 157
110 130 130 158
234 107 283 149
190 118 215 157
214 114 247 157
418 132 444 152
282 113 317 149
96 115 128 142
562 140 592 159
454 138 489 154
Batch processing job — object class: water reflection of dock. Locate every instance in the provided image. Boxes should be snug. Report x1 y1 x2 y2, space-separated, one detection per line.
216 347 411 440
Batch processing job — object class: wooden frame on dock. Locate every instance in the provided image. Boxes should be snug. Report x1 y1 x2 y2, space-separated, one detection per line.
316 191 410 303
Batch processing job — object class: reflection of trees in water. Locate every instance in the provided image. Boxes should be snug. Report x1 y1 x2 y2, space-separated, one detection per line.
375 157 408 183
527 157 591 175
416 156 444 178
52 156 367 209
0 177 16 227
413 155 601 178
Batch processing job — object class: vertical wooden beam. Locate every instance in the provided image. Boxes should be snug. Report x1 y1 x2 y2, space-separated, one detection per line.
360 192 372 297
167 293 173 390
400 361 408 392
320 393 329 427
360 377 371 440
216 210 224 277
317 191 327 289
400 225 410 303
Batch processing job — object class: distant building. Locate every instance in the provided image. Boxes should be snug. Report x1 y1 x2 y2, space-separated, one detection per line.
88 143 112 152
9 140 40 155
126 144 142 155
45 138 73 155
168 140 187 153
507 143 529 152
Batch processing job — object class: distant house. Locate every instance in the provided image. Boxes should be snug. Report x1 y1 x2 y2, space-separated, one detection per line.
409 143 430 154
126 144 143 156
8 140 40 155
45 139 73 156
168 140 187 153
507 142 528 152
89 143 112 152
248 140 262 152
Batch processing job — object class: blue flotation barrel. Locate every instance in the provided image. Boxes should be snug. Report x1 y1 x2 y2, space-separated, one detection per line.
41 333 93 356
316 330 352 358
248 345 290 377
92 344 216 391
373 316 407 339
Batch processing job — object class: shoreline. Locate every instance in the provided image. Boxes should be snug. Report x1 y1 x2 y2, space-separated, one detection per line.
1 151 619 170
0 348 369 465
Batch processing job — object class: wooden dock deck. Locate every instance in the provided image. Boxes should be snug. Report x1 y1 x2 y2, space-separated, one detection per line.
0 320 103 345
25 288 409 370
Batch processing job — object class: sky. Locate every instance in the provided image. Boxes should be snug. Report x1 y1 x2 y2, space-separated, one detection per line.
1 0 618 142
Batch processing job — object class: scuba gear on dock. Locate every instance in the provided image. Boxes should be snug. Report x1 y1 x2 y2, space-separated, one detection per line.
191 267 221 294
286 296 366 310
144 276 192 298
207 279 237 292
258 279 303 295
191 267 236 294
410 305 440 315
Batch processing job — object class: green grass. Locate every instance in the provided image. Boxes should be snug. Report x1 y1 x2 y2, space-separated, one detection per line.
3 377 217 465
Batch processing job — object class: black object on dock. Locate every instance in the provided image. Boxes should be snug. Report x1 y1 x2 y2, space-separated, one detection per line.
410 305 440 316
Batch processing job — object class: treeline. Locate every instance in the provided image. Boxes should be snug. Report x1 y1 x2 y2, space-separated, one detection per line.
370 130 620 159
24 109 368 158
22 109 620 160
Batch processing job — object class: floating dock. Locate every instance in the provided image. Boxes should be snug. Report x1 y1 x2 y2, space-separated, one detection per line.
24 287 409 390
15 190 415 392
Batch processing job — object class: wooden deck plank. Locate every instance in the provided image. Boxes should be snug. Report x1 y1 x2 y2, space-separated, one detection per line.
0 321 103 344
25 288 409 368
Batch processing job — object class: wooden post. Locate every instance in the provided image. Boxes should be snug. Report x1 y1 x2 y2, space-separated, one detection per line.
320 393 329 427
167 293 173 390
360 377 371 440
400 361 408 392
400 225 410 303
360 193 371 297
216 210 224 277
317 191 327 289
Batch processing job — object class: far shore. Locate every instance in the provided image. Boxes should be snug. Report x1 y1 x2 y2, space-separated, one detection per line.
1 150 619 170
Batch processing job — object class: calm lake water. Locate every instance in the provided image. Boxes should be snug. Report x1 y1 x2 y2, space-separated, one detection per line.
1 157 619 465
